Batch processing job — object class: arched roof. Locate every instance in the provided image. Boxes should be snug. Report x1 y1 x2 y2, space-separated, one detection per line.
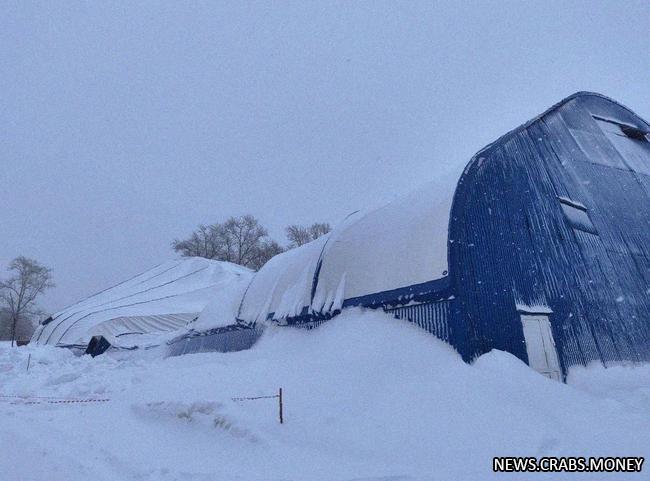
32 257 252 347
238 177 456 323
239 91 648 325
463 91 650 177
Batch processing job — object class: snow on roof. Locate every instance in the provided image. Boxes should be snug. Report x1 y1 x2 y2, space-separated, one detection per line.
89 312 196 338
314 179 453 303
190 270 255 331
239 177 456 323
32 257 253 347
238 234 330 323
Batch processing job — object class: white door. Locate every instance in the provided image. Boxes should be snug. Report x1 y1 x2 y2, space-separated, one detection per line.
521 314 562 381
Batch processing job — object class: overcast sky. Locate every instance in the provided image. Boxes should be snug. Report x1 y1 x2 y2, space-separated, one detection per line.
1 1 649 313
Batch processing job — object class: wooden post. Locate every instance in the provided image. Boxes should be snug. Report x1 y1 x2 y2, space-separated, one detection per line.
278 387 283 424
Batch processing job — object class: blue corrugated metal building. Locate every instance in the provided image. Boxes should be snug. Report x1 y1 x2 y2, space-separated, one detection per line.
171 92 650 380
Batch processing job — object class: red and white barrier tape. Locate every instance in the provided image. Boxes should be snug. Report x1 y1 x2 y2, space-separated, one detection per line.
0 394 109 405
231 394 279 401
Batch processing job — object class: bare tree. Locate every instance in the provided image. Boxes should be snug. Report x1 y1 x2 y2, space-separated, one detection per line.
0 308 12 340
285 225 312 248
0 256 54 346
0 307 40 342
174 216 332 269
286 222 331 248
221 215 268 267
250 239 285 271
171 224 224 259
309 222 331 240
172 215 284 270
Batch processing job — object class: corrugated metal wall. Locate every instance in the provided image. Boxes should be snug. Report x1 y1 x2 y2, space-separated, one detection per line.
167 326 263 357
385 300 452 342
448 93 650 372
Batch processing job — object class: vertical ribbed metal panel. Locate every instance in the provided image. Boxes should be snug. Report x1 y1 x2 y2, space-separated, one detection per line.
166 327 263 357
448 93 650 372
385 300 451 342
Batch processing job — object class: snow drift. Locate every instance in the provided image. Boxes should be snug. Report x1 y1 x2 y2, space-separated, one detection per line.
2 309 648 480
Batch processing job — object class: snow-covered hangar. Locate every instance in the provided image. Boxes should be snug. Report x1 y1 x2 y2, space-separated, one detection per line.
31 258 252 353
168 92 650 378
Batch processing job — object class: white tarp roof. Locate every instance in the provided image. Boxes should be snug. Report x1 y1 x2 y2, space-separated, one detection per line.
239 178 455 323
238 234 329 323
32 257 253 347
315 180 452 302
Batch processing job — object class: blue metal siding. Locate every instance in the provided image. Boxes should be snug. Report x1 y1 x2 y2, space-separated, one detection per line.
243 277 453 327
385 300 452 342
449 93 650 372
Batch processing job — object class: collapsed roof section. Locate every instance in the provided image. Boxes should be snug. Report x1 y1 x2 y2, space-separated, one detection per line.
31 257 253 348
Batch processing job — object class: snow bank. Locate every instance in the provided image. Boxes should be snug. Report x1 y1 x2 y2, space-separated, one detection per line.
2 309 648 480
566 362 650 406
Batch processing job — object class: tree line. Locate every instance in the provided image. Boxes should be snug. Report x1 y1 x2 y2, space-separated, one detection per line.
171 215 331 270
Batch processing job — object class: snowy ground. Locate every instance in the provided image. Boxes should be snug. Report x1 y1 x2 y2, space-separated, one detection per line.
1 310 648 481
